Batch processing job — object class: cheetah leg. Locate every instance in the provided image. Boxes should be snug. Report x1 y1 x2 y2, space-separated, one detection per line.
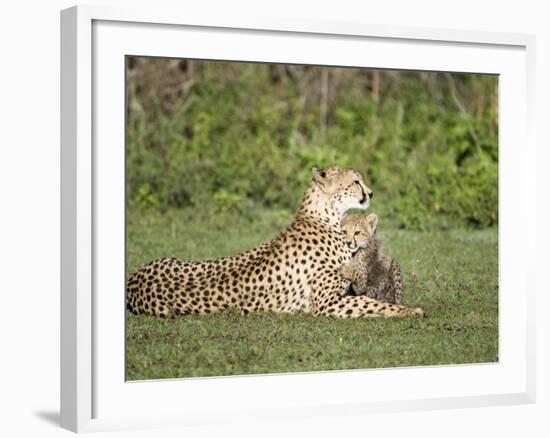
361 281 386 300
311 276 423 318
389 261 404 306
319 294 423 318
339 263 370 295
339 263 355 281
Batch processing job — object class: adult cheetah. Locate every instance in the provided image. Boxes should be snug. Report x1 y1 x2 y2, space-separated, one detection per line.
126 167 423 318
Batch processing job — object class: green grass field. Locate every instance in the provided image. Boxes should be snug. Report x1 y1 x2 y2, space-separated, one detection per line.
126 207 498 380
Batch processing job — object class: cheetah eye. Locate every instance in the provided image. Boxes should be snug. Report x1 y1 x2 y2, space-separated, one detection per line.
354 231 360 236
354 180 360 185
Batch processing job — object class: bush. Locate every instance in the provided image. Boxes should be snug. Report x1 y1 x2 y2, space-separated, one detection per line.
126 59 498 229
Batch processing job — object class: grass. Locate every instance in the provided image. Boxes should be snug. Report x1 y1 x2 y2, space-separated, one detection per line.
126 207 498 380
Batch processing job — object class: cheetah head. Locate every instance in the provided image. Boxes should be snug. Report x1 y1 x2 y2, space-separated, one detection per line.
341 213 378 252
312 166 373 216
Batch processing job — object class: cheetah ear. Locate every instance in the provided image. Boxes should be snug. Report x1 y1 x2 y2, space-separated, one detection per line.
312 166 327 181
366 213 379 234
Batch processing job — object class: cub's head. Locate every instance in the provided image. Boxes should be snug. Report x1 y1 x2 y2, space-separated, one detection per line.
311 166 373 215
340 213 379 252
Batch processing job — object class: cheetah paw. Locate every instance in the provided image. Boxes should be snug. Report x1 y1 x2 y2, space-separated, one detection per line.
339 264 354 280
400 307 425 318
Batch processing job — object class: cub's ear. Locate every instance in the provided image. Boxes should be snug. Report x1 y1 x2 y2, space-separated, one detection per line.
312 166 327 184
366 213 379 234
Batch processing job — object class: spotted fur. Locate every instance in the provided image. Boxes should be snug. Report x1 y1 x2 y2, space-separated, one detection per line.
340 213 404 305
127 167 423 318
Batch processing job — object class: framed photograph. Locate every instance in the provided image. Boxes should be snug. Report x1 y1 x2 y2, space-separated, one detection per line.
60 5 536 433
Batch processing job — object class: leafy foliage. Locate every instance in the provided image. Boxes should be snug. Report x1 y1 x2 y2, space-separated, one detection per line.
126 59 498 229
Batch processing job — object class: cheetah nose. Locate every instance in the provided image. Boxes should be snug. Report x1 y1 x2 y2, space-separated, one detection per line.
369 191 373 199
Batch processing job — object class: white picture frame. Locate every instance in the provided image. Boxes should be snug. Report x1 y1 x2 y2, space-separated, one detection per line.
60 4 536 433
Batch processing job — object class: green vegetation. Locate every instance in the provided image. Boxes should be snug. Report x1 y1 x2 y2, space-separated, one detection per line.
127 59 498 230
126 207 498 380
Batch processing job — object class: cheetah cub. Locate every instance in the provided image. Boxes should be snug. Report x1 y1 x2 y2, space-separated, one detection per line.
340 213 403 305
